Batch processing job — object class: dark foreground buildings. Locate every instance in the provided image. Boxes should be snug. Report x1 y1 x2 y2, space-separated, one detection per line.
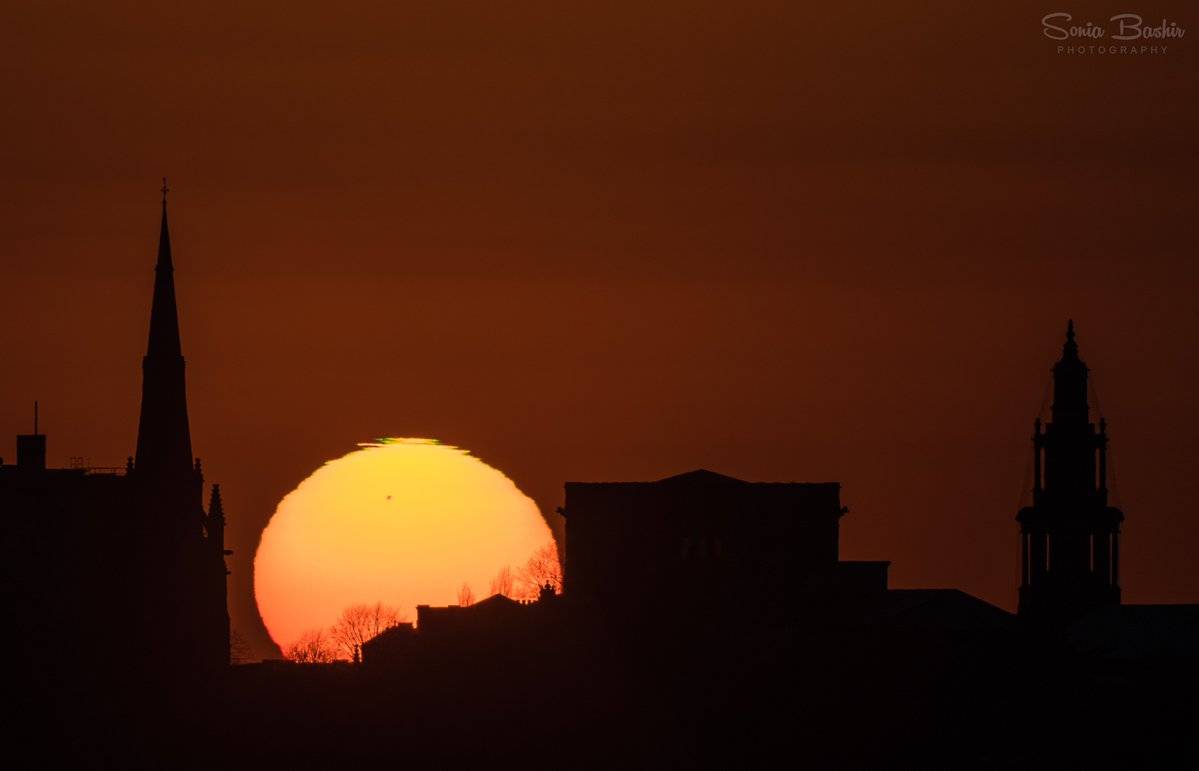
6 224 1199 771
1016 324 1199 660
0 192 230 679
340 323 1199 769
561 471 889 627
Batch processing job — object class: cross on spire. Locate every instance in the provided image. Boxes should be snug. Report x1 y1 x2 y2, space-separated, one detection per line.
161 177 170 204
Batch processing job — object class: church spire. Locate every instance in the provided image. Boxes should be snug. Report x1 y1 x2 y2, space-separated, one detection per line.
147 178 182 358
134 180 195 478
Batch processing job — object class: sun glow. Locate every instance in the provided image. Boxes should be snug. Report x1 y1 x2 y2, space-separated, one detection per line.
253 438 553 651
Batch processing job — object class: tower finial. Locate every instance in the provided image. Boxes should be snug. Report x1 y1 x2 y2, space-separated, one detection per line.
161 177 169 205
1061 319 1079 361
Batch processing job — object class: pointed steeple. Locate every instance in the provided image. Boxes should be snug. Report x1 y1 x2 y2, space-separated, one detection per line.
147 179 182 358
208 483 225 525
134 180 195 479
204 481 232 667
206 482 227 547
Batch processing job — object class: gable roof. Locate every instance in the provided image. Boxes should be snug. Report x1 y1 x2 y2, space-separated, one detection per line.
655 469 748 485
879 589 1015 633
472 593 524 610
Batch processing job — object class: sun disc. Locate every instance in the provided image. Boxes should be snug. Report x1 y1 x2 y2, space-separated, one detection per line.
253 438 552 652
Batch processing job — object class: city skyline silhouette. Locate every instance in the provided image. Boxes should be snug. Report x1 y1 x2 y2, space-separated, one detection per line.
8 190 1196 661
1 2 1195 767
4 192 1199 770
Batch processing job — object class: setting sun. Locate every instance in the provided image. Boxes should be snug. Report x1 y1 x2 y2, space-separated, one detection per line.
253 439 553 652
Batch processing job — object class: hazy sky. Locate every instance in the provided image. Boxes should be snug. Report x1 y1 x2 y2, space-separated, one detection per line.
1 1 1195 657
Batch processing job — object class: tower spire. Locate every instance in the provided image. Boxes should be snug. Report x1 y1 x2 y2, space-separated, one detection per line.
208 483 224 524
134 181 194 478
1062 318 1078 360
147 178 181 357
1051 319 1088 425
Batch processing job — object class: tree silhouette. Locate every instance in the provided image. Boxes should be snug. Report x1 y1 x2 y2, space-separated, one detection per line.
517 541 563 599
283 628 337 663
329 602 404 660
489 566 514 597
458 582 475 607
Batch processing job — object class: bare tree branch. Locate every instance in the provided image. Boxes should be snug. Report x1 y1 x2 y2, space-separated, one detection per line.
489 566 514 597
283 628 337 663
329 602 404 660
516 541 563 600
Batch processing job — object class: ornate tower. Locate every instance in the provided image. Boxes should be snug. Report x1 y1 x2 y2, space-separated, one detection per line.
1017 321 1123 620
130 182 229 670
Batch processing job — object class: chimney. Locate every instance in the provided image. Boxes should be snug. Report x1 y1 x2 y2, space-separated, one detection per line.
17 401 45 471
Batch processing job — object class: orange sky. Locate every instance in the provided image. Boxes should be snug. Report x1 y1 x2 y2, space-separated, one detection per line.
1 2 1195 658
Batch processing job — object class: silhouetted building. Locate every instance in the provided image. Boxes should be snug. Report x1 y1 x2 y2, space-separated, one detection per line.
560 469 890 632
1018 322 1123 620
1062 604 1199 660
0 188 230 673
360 621 417 667
416 591 559 639
870 588 1014 638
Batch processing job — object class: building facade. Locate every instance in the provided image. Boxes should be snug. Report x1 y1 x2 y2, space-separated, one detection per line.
560 469 889 631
